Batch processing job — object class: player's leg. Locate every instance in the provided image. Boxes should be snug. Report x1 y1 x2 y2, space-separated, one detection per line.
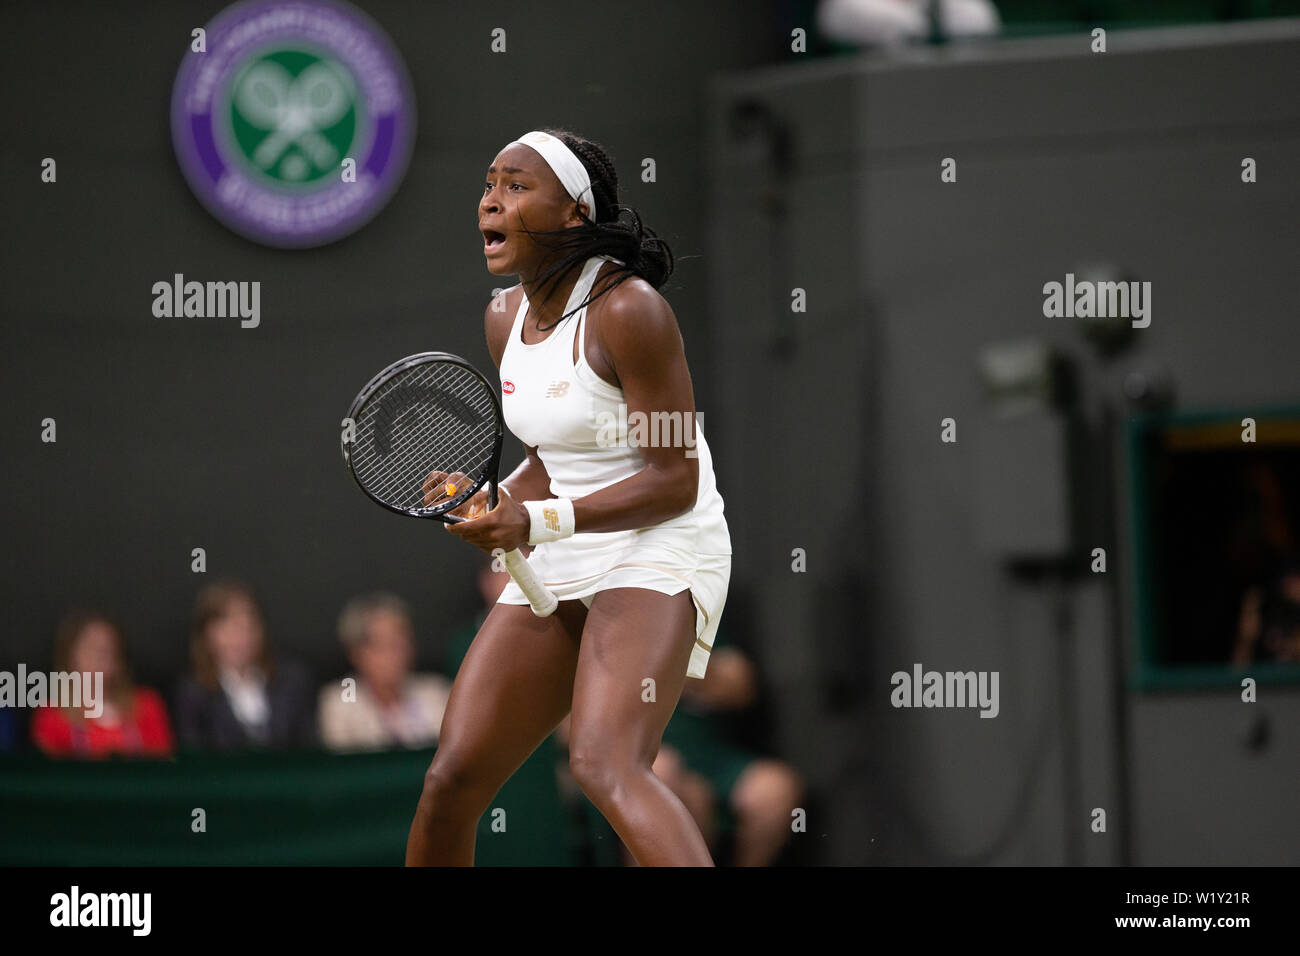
406 599 585 865
566 587 714 866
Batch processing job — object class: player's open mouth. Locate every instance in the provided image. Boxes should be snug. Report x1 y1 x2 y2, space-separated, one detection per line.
483 230 507 254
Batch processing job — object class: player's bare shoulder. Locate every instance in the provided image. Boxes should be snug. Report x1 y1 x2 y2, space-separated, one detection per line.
587 268 683 374
485 284 523 369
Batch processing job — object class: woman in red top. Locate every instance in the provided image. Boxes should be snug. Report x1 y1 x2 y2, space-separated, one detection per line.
31 610 175 759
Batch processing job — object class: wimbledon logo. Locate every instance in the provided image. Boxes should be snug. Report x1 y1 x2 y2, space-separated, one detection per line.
170 0 415 247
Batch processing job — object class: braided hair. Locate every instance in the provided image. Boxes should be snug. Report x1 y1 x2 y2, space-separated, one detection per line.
513 128 674 332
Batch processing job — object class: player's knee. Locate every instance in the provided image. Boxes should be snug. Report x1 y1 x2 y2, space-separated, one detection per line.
568 735 645 803
568 743 618 800
732 760 804 820
421 749 487 807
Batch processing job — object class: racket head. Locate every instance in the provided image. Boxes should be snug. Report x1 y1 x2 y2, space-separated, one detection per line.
342 351 504 521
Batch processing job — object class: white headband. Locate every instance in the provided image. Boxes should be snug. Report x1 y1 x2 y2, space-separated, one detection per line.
509 130 597 223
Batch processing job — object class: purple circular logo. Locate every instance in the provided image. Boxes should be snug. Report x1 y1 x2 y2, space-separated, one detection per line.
171 0 415 248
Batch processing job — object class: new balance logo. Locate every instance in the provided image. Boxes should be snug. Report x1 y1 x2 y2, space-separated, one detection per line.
543 507 560 532
545 381 570 398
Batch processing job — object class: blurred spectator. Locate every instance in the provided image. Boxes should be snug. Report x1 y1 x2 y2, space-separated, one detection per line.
31 610 174 759
655 640 804 866
175 580 316 750
442 555 514 674
318 593 452 752
1233 557 1300 665
547 627 803 867
0 705 17 753
818 0 999 47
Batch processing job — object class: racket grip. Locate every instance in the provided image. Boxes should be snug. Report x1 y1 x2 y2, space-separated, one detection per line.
501 547 558 617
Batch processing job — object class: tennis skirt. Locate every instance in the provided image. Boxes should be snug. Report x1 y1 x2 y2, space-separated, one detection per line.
496 527 732 680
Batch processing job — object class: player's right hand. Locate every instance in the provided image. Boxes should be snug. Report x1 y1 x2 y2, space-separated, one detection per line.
422 470 489 518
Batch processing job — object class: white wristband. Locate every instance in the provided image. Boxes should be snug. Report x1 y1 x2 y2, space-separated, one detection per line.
524 497 575 545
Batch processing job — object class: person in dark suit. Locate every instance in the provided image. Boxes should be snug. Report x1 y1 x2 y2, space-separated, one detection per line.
174 579 316 750
0 705 19 753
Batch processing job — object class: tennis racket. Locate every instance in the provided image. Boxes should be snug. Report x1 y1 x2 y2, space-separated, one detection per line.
341 351 558 617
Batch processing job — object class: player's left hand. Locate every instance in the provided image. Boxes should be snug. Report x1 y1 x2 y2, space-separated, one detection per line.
445 484 530 553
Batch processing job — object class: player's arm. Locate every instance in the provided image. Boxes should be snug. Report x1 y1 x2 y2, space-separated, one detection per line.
485 291 552 503
569 285 699 532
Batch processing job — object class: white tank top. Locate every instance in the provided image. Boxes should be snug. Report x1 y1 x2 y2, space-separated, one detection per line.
498 255 730 553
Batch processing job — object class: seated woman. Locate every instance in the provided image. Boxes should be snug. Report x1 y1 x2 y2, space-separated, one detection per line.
174 580 316 750
318 593 452 752
31 610 174 759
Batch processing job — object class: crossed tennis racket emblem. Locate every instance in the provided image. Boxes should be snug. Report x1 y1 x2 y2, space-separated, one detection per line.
233 58 355 174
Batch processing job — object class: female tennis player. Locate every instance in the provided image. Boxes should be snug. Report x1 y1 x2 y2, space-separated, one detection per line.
405 128 732 866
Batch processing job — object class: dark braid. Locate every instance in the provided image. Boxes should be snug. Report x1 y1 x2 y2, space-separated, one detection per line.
513 127 674 332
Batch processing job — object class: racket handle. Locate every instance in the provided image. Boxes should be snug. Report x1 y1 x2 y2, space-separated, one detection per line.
501 547 558 618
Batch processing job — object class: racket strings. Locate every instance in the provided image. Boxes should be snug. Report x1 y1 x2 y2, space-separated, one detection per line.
360 413 493 510
348 361 499 514
351 371 494 488
354 388 494 511
353 394 490 486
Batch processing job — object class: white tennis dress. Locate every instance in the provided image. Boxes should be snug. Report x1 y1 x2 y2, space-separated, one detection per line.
494 255 732 679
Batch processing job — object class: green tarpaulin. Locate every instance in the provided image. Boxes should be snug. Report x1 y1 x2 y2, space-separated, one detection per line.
0 739 580 866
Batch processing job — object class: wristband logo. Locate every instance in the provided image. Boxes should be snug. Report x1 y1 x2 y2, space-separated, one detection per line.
170 0 415 247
